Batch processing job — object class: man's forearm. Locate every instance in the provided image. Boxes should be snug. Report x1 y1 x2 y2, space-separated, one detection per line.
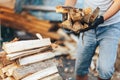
103 0 120 21
65 0 77 7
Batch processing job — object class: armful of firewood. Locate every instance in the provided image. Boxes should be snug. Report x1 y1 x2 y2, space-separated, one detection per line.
56 6 100 33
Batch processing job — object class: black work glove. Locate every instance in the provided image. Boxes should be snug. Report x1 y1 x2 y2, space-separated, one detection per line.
79 16 104 32
89 16 104 29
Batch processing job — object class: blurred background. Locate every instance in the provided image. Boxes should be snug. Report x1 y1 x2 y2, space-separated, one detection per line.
0 0 120 80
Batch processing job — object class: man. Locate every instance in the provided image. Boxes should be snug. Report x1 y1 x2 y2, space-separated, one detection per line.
65 0 120 80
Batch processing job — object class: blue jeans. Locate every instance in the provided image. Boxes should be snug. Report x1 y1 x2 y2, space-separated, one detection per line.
75 22 120 79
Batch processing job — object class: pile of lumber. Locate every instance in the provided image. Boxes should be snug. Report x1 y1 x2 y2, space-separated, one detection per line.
0 35 63 80
0 6 61 40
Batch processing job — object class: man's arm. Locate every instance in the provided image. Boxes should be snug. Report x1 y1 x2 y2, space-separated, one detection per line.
103 0 120 20
65 0 77 7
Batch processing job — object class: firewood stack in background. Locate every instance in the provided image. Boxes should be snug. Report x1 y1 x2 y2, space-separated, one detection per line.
0 6 62 40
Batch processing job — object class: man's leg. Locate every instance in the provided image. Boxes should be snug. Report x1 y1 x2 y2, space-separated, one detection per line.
97 38 118 80
75 30 97 80
96 23 120 80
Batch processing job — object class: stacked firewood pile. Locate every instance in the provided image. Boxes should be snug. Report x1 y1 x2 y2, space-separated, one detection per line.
0 34 64 80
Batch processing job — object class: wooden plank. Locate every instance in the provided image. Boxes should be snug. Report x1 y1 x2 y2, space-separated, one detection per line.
6 46 52 60
22 66 58 80
13 59 55 80
41 73 63 80
19 52 55 65
3 38 51 54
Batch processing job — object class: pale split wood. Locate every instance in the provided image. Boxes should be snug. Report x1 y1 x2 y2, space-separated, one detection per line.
5 65 18 76
57 29 72 41
41 73 63 80
1 63 16 73
22 66 58 80
36 33 43 40
64 41 77 59
3 38 51 54
70 34 79 43
6 46 52 60
19 52 55 65
0 69 5 79
3 77 15 80
13 59 56 80
0 52 14 66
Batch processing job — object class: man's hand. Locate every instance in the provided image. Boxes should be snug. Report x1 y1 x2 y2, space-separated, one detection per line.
89 16 104 29
79 16 104 32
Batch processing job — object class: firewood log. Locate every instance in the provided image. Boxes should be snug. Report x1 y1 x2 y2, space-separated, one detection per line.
18 52 55 65
22 66 58 80
3 38 51 54
6 46 52 60
13 59 56 80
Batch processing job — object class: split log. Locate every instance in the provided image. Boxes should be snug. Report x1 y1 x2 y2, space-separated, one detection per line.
19 52 55 65
64 41 77 59
0 69 5 79
5 65 18 76
6 46 52 60
13 59 56 80
57 29 72 41
22 66 58 80
89 7 100 23
69 8 83 21
3 77 15 80
3 38 51 54
41 73 63 80
0 6 61 40
72 22 84 32
1 63 16 74
70 34 79 43
53 45 69 56
0 51 14 66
